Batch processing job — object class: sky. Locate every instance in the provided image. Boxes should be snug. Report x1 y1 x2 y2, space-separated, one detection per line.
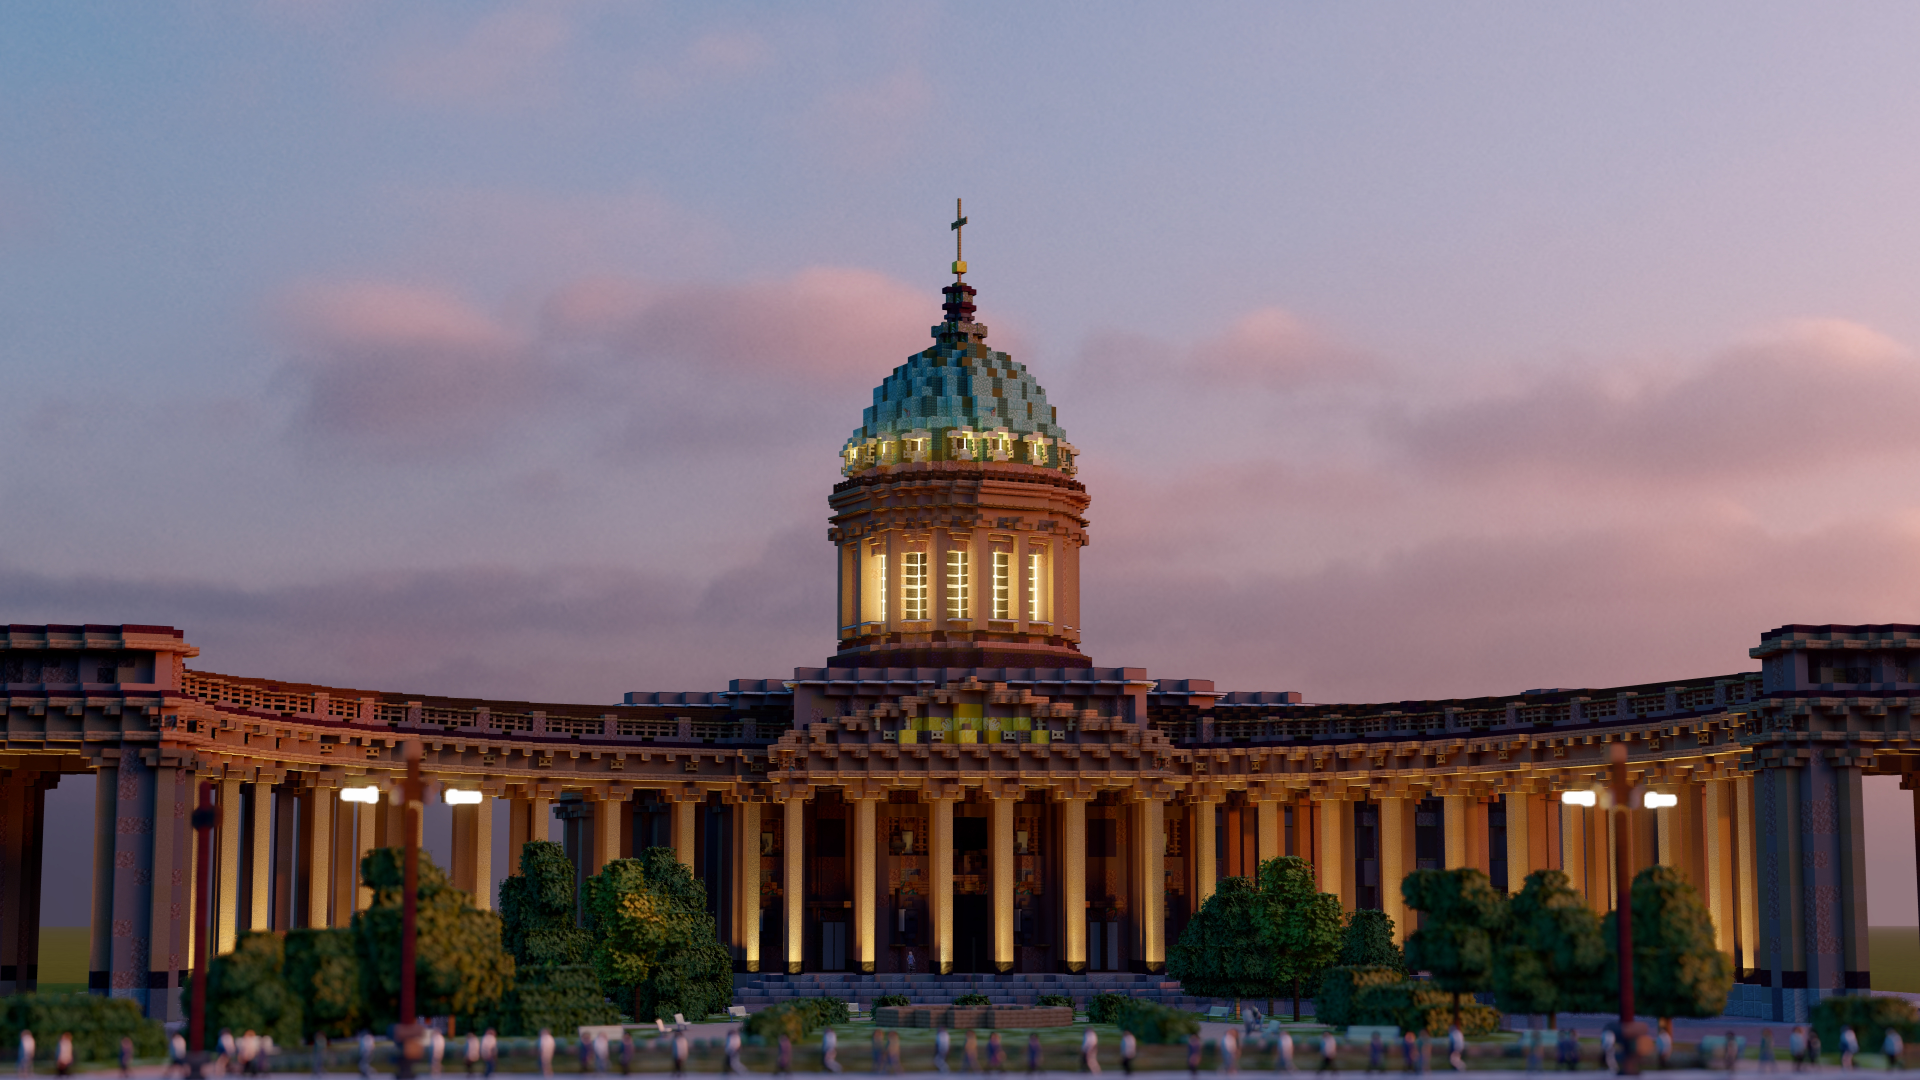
10 3 1920 925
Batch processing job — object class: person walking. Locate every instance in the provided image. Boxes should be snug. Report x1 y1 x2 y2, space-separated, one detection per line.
1727 1032 1747 1073
725 1029 745 1076
53 1034 72 1079
172 1032 188 1078
1599 1030 1616 1075
1081 1027 1100 1074
1119 1032 1136 1077
311 1034 328 1078
1185 1034 1201 1080
464 1034 480 1077
873 1030 886 1075
1446 1027 1464 1073
934 1029 950 1074
1883 1027 1904 1071
1318 1032 1339 1074
1026 1033 1042 1077
537 1029 556 1080
619 1033 633 1077
1368 1032 1383 1074
576 1033 592 1076
671 1032 689 1079
888 1034 901 1078
1403 1032 1419 1075
482 1031 499 1079
1843 1028 1860 1071
18 1029 33 1078
357 1032 374 1080
597 1033 613 1077
775 1034 792 1078
963 1032 979 1075
1222 1030 1239 1076
1555 1030 1577 1073
1811 1032 1825 1070
1275 1030 1293 1074
1655 1028 1672 1071
219 1031 236 1077
1524 1031 1541 1074
822 1028 841 1074
120 1036 134 1079
431 1029 446 1077
987 1034 1004 1075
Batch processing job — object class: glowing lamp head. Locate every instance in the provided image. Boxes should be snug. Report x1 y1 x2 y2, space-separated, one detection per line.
443 789 483 805
1560 789 1597 807
1642 791 1679 809
339 785 381 804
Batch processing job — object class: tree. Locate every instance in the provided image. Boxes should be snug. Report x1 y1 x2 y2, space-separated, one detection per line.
1261 857 1345 1021
495 840 618 1034
356 847 515 1032
284 928 365 1038
190 931 303 1048
586 847 734 1022
1493 869 1607 1028
1402 867 1506 1026
1336 908 1404 972
1603 865 1732 1027
1167 876 1282 1016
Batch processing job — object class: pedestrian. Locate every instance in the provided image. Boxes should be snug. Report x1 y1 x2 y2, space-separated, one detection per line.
172 1033 188 1078
1119 1031 1136 1077
1082 1027 1100 1074
1600 1030 1617 1074
620 1033 633 1077
1790 1028 1808 1072
1843 1028 1860 1071
357 1031 374 1080
239 1032 259 1078
964 1032 979 1075
311 1034 328 1078
1416 1034 1429 1076
1186 1034 1201 1080
1318 1032 1338 1074
725 1030 745 1076
1760 1030 1775 1072
1884 1027 1904 1070
431 1029 447 1077
120 1036 134 1079
887 1033 900 1077
1027 1032 1042 1077
1275 1030 1293 1074
1811 1032 1825 1070
1402 1032 1418 1074
482 1030 499 1079
935 1029 950 1074
465 1034 480 1077
823 1027 841 1074
1368 1032 1383 1074
671 1032 689 1079
538 1029 556 1080
1728 1033 1747 1073
1557 1030 1578 1073
988 1033 1005 1074
220 1031 236 1077
1447 1026 1464 1073
1655 1028 1672 1071
53 1034 71 1079
577 1032 592 1076
18 1029 33 1078
1525 1031 1540 1074
873 1030 886 1075
775 1034 793 1078
1223 1030 1240 1075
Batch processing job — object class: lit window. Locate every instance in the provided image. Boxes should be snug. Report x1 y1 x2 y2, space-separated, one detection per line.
992 551 1012 620
901 551 928 621
1028 548 1048 622
863 543 887 623
947 550 970 619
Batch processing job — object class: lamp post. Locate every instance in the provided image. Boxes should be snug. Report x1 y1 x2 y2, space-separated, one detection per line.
187 782 217 1080
393 740 426 1079
1607 743 1651 1075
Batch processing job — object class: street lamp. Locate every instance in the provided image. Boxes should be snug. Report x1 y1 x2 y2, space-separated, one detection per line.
393 741 426 1080
187 782 217 1080
1558 744 1656 1074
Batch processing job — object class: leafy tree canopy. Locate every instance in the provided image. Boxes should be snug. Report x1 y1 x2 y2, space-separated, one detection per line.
1402 867 1506 1017
1493 869 1607 1022
1336 908 1404 972
1260 856 1345 1016
498 841 594 968
586 847 734 1022
1167 876 1280 1004
284 928 364 1039
1602 865 1732 1020
356 847 515 1032
190 931 303 1047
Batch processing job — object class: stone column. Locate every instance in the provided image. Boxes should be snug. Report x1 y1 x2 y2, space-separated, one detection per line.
0 773 29 995
737 801 761 972
1562 803 1588 908
307 787 333 928
507 797 532 872
1379 796 1408 942
1256 800 1280 866
109 754 157 1010
148 765 190 1021
452 796 493 908
1138 796 1165 973
992 795 1014 972
1317 797 1347 902
673 799 696 867
593 794 621 874
1756 765 1807 1020
1062 796 1087 973
1700 779 1734 955
1829 759 1872 993
248 781 273 933
1736 775 1759 974
216 780 241 952
14 778 46 993
1292 797 1315 865
784 797 805 975
355 798 378 912
1505 792 1530 888
272 787 297 930
1190 795 1216 905
931 796 954 975
332 798 357 925
89 761 117 992
854 796 878 973
1443 795 1468 870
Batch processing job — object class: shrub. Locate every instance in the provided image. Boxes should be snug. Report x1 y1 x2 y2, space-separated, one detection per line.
1037 994 1073 1009
873 994 911 1008
744 1002 813 1042
1400 1001 1501 1037
186 931 303 1048
1111 1000 1201 1044
953 993 992 1008
1314 966 1403 1028
283 928 364 1039
507 964 619 1035
1812 996 1920 1053
1087 993 1131 1024
1337 910 1404 972
799 997 851 1027
0 994 165 1064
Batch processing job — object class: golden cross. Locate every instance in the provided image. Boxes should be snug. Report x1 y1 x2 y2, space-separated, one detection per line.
950 198 968 278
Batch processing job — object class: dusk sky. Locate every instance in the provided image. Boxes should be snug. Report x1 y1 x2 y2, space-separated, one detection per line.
10 4 1920 921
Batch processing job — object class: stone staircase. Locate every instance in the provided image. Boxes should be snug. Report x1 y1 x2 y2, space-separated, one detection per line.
732 971 1223 1015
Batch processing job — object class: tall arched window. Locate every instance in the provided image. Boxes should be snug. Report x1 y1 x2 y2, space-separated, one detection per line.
862 541 887 624
1027 546 1049 623
992 550 1013 620
946 549 970 619
901 550 928 621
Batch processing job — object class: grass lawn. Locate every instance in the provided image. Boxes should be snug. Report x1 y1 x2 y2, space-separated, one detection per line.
37 926 87 994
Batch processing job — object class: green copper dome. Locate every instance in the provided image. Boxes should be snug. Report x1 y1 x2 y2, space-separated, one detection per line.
841 282 1077 477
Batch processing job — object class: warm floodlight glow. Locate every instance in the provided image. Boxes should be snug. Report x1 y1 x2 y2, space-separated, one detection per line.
1643 791 1678 809
340 785 381 804
444 789 483 805
1561 790 1597 807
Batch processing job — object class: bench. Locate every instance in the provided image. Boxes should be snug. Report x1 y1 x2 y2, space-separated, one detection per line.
1207 1006 1231 1019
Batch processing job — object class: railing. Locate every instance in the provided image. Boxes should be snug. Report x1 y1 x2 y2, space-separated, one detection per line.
182 672 314 716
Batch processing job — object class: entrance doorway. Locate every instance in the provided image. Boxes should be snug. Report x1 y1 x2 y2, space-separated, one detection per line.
953 895 991 973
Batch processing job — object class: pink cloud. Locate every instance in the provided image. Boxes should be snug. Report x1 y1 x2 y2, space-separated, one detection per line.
1189 306 1377 388
385 3 575 108
1394 318 1920 483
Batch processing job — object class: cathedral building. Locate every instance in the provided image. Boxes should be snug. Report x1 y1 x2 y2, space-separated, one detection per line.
0 238 1906 1025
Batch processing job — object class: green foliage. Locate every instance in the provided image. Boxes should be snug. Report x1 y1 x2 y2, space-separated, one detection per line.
1400 1001 1502 1037
1336 910 1404 972
743 1002 811 1042
873 994 911 1008
283 928 364 1039
1313 966 1404 1028
1347 981 1453 1028
0 994 165 1063
1494 870 1607 1021
1167 876 1277 1003
952 993 992 1008
1086 993 1130 1024
1037 994 1073 1009
498 841 595 968
187 931 303 1048
1811 996 1920 1052
1110 1000 1201 1044
507 964 619 1035
1601 865 1732 1020
799 997 851 1027
585 848 733 1022
1402 868 1506 1011
356 847 516 1032
1260 857 1346 1014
